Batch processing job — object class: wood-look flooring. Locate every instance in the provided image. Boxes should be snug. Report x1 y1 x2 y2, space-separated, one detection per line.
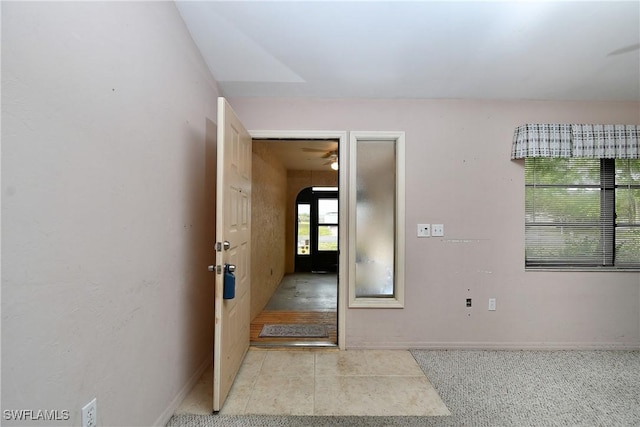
250 310 337 346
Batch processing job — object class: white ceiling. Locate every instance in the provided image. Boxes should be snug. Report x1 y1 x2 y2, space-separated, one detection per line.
176 1 640 101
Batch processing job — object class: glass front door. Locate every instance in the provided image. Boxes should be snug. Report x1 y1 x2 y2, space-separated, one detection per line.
296 187 339 272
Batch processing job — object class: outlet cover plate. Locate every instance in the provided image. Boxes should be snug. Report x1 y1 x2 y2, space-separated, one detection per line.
82 398 97 427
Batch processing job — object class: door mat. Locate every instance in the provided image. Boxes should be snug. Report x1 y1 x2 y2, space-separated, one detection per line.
259 324 328 338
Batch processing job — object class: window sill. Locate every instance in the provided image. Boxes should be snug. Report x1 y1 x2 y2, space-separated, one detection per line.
349 297 404 308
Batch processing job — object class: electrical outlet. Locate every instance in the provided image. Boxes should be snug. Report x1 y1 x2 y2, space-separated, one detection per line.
82 398 97 427
417 224 430 237
466 298 472 307
488 298 497 311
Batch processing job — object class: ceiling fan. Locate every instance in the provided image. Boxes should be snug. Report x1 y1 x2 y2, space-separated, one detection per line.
302 148 339 170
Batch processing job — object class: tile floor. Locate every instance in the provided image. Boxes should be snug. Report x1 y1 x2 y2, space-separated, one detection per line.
175 348 450 417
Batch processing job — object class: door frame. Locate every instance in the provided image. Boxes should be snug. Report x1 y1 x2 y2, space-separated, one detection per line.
249 130 347 350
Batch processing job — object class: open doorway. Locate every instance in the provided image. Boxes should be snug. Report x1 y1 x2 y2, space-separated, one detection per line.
249 138 340 347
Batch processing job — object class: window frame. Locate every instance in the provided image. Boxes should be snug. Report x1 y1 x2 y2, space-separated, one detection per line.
524 158 640 271
348 131 405 308
316 197 339 253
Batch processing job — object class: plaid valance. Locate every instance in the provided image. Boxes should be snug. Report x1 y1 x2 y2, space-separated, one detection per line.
511 124 639 159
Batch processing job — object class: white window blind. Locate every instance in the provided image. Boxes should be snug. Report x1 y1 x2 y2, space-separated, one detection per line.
525 158 640 268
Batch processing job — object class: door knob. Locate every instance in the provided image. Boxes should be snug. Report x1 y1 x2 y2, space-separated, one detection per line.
208 265 215 272
227 264 236 273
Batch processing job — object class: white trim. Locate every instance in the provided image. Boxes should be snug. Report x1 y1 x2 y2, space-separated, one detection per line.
348 131 406 309
250 130 346 140
249 130 348 350
347 342 640 351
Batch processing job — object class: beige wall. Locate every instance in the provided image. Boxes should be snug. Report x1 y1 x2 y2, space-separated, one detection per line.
250 142 288 319
230 97 640 350
2 2 219 425
286 171 339 273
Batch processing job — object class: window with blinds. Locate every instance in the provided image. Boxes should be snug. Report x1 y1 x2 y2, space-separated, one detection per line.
525 158 640 268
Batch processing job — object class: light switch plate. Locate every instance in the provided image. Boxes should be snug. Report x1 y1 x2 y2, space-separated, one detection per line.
417 224 430 237
432 224 444 237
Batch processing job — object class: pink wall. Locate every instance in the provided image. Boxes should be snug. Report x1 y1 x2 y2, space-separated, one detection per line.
3 2 220 425
231 97 640 349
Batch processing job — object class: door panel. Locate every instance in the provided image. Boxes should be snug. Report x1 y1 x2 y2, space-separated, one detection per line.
213 97 251 412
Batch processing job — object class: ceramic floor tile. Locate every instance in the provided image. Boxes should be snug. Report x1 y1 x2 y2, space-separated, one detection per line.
217 382 251 415
314 375 451 416
174 365 213 415
315 350 425 377
244 374 315 415
259 350 315 377
217 349 266 415
177 349 451 418
217 367 257 415
237 349 268 379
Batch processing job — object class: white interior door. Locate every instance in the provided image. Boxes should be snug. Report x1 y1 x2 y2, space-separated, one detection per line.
213 97 252 412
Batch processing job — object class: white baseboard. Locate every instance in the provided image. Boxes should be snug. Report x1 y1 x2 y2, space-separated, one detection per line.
153 352 213 426
347 341 640 351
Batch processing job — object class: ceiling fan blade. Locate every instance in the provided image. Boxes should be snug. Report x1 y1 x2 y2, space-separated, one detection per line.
302 148 329 153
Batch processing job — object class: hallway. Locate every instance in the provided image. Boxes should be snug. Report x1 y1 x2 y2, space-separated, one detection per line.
250 273 338 347
262 273 337 311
